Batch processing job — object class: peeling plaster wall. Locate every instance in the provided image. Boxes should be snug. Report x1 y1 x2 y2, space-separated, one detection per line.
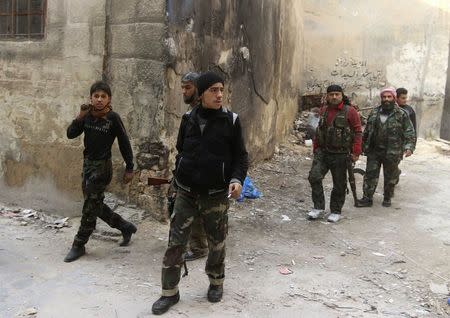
0 0 106 215
164 0 304 163
303 0 450 138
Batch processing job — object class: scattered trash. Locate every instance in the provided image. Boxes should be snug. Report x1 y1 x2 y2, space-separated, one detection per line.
372 252 386 257
313 255 324 259
291 259 296 266
304 139 313 147
429 282 448 295
340 252 346 256
238 176 262 202
278 266 293 275
281 215 291 222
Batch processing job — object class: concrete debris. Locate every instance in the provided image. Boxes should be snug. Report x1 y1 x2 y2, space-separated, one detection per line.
16 307 38 316
429 282 449 295
279 266 293 275
372 252 386 257
1 205 69 229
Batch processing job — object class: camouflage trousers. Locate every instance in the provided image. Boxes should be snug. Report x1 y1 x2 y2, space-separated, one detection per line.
167 181 208 255
308 151 348 214
161 188 229 296
73 159 129 247
362 152 401 199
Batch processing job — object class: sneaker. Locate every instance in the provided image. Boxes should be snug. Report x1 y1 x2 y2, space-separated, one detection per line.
207 284 223 303
357 197 373 207
382 197 391 207
327 213 341 223
152 292 180 315
307 208 324 220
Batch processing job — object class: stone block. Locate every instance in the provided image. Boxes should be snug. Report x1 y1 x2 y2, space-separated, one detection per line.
134 23 165 60
110 0 138 24
110 24 137 58
136 0 165 22
135 59 165 84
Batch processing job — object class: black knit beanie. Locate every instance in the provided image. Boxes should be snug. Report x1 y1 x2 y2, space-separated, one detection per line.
326 85 343 93
197 72 225 96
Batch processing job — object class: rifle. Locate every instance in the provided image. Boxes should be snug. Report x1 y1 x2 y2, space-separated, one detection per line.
147 177 171 186
347 155 359 207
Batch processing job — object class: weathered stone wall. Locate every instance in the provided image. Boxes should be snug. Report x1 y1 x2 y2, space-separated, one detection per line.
104 0 168 219
0 0 305 220
441 42 450 140
302 0 450 138
0 0 106 215
164 0 304 162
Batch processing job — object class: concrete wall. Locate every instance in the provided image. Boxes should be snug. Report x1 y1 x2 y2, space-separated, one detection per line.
302 0 450 138
0 0 106 215
164 0 304 162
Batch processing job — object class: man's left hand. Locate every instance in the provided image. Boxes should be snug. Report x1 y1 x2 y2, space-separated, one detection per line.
404 149 413 157
228 182 242 199
123 171 134 184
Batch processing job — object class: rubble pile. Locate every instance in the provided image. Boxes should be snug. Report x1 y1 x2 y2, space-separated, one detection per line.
0 205 69 229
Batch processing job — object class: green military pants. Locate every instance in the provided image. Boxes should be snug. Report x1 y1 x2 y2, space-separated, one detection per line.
167 181 208 255
362 151 401 199
308 151 348 214
161 188 229 297
73 159 128 247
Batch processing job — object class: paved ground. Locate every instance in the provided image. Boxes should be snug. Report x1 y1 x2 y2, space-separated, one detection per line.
1 139 449 318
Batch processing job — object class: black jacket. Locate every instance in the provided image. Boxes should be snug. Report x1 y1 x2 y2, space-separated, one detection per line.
67 111 134 171
175 105 249 193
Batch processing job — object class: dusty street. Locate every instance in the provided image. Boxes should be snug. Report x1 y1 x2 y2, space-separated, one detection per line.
1 140 449 318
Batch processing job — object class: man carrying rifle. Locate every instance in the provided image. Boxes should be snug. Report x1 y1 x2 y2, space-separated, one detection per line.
308 85 362 223
176 72 209 261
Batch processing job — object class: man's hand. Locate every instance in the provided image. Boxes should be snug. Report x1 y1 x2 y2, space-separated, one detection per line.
351 154 359 162
404 149 413 157
77 104 91 120
123 171 134 184
228 182 242 199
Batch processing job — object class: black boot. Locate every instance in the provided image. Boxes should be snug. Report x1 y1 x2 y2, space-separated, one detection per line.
382 197 391 207
120 222 137 246
357 197 373 207
64 245 86 262
207 284 223 303
151 292 180 315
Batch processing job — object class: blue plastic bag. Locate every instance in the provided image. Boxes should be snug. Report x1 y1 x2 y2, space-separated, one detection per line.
237 176 261 202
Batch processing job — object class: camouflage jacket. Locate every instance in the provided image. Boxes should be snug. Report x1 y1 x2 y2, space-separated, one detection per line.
362 105 416 158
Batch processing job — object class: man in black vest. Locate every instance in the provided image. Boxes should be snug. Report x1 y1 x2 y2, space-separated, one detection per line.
152 72 249 315
308 85 362 223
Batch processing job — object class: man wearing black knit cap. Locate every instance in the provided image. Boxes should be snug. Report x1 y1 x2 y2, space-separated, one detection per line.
308 84 362 223
152 71 249 315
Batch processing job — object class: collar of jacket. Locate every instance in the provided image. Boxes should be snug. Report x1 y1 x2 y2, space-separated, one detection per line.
189 105 228 122
327 101 344 111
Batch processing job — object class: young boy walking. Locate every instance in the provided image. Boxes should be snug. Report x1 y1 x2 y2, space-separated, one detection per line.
64 81 137 262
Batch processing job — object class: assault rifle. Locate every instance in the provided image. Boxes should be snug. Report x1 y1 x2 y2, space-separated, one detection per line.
347 155 359 207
